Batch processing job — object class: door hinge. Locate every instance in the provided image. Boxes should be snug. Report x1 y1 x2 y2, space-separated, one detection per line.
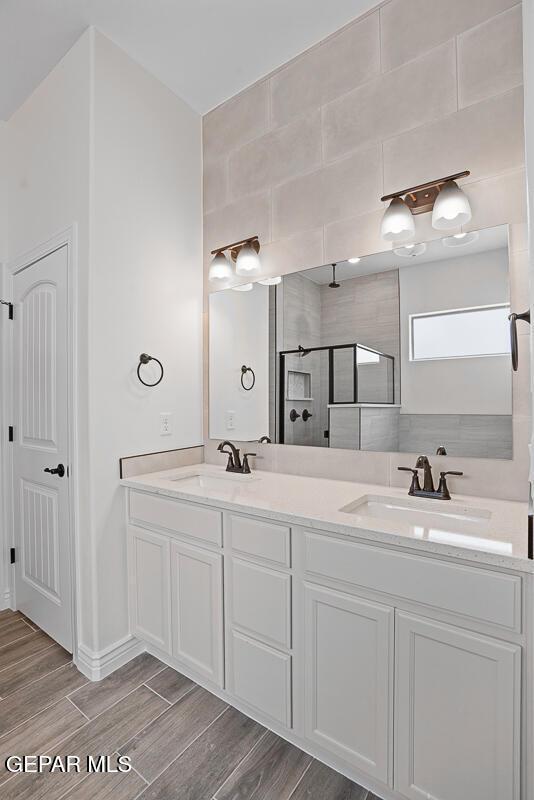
8 426 13 442
10 548 15 565
0 301 13 320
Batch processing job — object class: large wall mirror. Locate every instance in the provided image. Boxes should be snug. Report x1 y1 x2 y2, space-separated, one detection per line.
209 224 517 459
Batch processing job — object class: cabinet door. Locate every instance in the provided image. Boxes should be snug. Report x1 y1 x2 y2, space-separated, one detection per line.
127 525 171 653
171 540 223 687
395 612 520 800
304 584 393 783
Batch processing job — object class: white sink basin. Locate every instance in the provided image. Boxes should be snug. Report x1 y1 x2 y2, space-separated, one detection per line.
169 472 259 491
340 494 491 529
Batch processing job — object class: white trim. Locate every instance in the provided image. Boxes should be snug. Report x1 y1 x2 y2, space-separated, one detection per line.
75 635 145 681
5 225 80 662
0 588 12 611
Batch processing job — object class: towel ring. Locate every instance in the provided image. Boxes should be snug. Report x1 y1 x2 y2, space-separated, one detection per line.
240 365 255 391
137 353 164 387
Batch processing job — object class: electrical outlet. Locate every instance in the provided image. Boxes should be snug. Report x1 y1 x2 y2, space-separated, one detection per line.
226 410 236 430
160 412 173 436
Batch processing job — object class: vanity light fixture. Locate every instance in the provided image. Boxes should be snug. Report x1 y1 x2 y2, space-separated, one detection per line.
380 171 471 241
259 276 282 285
232 282 253 292
208 251 233 283
209 235 261 283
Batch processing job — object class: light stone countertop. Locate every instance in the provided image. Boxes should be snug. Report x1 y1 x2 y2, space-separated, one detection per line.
121 463 532 573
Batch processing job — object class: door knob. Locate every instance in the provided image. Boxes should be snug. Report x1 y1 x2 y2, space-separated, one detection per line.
44 464 65 478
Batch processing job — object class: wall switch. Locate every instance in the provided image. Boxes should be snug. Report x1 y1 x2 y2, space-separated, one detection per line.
160 412 173 436
226 410 236 430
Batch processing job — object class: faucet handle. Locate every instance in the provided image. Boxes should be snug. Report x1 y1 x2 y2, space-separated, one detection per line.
440 470 463 477
437 470 463 500
242 453 256 474
398 466 421 496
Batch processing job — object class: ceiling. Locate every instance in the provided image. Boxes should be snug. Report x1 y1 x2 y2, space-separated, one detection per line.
0 0 380 121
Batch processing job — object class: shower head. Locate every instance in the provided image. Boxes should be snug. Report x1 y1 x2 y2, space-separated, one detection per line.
328 264 340 288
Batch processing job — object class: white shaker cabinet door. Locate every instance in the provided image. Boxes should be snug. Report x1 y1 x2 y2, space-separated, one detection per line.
127 525 171 653
395 612 520 800
304 584 393 784
170 540 224 687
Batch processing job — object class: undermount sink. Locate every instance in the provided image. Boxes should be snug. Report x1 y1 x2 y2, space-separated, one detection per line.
169 471 259 490
340 494 491 528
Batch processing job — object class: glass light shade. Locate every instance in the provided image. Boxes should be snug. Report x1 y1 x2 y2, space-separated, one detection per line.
432 180 472 230
236 242 261 276
208 251 232 283
348 257 361 264
442 231 479 248
380 197 415 242
232 282 253 292
259 276 282 285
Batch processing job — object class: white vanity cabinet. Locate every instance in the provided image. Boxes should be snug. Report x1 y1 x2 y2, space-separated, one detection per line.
395 612 521 800
125 486 526 800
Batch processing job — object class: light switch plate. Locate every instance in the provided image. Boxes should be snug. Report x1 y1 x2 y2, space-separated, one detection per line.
226 410 236 430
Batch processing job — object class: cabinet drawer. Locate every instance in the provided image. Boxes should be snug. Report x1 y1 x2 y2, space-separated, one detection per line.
129 491 222 547
229 630 292 727
229 558 291 648
304 531 521 632
229 514 290 567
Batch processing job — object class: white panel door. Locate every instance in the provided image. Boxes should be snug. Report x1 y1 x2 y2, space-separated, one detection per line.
127 525 171 653
12 245 72 651
395 612 521 800
170 540 223 687
304 584 393 783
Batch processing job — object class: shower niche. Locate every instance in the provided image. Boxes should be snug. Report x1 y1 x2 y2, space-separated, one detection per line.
209 224 515 459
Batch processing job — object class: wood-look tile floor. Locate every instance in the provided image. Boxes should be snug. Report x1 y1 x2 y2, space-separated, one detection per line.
0 609 379 800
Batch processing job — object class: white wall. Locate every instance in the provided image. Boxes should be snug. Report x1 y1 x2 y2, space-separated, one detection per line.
0 121 9 608
89 31 203 650
4 29 203 655
399 248 512 415
209 284 269 441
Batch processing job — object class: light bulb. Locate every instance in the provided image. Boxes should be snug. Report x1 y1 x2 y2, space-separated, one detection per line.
348 257 361 264
258 276 282 285
432 180 472 230
232 282 253 292
208 251 232 283
380 197 415 242
442 231 479 248
236 241 261 276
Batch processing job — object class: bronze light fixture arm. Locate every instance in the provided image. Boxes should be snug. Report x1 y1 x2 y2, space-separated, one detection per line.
381 171 470 215
210 235 260 261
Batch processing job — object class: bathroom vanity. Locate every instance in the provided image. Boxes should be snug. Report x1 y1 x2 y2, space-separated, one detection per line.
121 464 532 800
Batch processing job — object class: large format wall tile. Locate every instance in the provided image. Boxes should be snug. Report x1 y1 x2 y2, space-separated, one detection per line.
380 0 519 72
271 11 380 128
324 209 388 264
204 190 271 252
458 5 523 108
383 87 524 194
204 159 228 214
203 81 269 165
229 110 322 199
273 146 382 239
324 42 457 162
260 228 324 278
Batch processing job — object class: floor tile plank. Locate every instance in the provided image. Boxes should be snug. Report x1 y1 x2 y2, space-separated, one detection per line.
0 663 88 737
288 760 370 800
0 643 70 698
0 612 26 632
1 685 168 800
68 653 165 719
215 730 312 800
0 630 54 672
145 666 195 704
0 698 87 785
120 684 228 782
54 761 146 800
0 618 34 648
137 706 266 800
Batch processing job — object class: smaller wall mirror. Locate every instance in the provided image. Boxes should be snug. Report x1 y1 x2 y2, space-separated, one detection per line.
209 224 517 459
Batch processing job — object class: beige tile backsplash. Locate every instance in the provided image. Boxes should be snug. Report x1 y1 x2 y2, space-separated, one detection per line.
202 0 530 502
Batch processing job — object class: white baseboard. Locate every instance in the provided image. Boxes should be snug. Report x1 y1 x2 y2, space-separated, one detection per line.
0 588 12 611
75 634 145 681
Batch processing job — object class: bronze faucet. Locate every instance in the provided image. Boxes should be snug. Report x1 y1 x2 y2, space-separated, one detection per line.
398 455 463 500
217 441 256 474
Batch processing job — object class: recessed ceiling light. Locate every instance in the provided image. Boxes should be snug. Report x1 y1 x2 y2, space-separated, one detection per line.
232 282 253 292
442 231 479 248
393 242 427 258
348 257 361 264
